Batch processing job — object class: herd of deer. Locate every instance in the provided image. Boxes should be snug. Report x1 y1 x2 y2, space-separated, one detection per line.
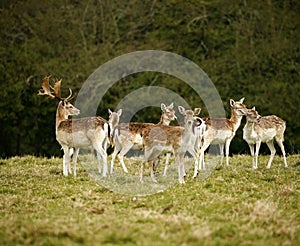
38 76 288 184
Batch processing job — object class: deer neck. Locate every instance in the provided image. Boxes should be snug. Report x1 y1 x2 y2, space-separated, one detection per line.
157 113 170 126
55 104 68 131
245 119 255 130
229 108 243 132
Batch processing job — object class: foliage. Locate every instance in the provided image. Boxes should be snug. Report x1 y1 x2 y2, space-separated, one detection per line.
0 155 299 245
0 0 299 157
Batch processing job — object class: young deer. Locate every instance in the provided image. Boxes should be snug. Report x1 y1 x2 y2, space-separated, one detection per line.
141 106 201 184
110 103 176 174
108 108 122 144
243 107 288 169
38 76 110 177
159 116 206 177
196 98 247 176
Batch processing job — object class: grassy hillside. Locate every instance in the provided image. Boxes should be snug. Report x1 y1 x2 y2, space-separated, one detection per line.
0 154 299 245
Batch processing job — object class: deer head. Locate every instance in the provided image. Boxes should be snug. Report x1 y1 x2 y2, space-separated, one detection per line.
108 108 122 130
38 76 80 119
178 106 201 127
246 107 261 123
229 97 247 116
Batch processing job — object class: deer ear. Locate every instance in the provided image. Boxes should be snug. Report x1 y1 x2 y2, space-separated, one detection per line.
230 99 235 107
193 108 201 115
178 106 185 115
161 103 166 111
252 106 256 110
169 102 174 109
108 109 112 115
117 109 122 116
239 97 245 103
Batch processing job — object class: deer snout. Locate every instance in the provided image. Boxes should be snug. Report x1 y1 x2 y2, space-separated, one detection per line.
187 119 193 126
257 115 262 123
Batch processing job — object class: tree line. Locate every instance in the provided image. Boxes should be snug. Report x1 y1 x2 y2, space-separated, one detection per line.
0 0 299 157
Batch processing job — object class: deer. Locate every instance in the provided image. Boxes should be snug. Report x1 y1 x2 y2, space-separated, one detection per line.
159 115 206 177
38 76 110 177
196 98 248 177
243 107 288 169
110 103 176 174
141 106 201 184
108 108 122 143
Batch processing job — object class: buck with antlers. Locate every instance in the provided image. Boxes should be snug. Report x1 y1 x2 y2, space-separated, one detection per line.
38 76 110 177
195 98 248 177
243 107 288 169
110 103 176 174
141 106 201 184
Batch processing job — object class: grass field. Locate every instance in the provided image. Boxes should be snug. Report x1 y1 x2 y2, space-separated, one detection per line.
0 154 299 245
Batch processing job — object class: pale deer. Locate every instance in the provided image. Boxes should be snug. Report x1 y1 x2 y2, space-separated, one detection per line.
141 106 201 184
110 103 176 174
243 107 288 169
159 116 206 177
196 98 247 176
38 76 110 177
108 108 122 143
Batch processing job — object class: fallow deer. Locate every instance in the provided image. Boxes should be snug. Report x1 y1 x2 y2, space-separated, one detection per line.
110 103 176 174
141 106 201 184
243 107 288 169
108 108 122 144
38 76 110 177
196 98 248 177
159 116 206 177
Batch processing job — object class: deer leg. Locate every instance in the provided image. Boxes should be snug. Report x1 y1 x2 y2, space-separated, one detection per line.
177 154 185 184
149 160 157 183
153 156 161 172
198 140 210 172
187 147 198 178
94 143 108 177
266 140 276 169
248 144 255 169
163 153 171 177
72 148 80 177
180 153 186 180
110 143 121 174
254 141 261 169
140 161 145 183
276 139 288 168
62 146 70 176
117 141 133 174
219 143 224 165
225 139 232 166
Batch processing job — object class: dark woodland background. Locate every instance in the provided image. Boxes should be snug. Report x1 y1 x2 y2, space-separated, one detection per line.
0 0 299 157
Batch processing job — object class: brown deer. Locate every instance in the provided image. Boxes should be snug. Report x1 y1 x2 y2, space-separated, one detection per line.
141 106 201 184
243 107 288 169
38 76 110 177
196 98 248 176
110 103 176 174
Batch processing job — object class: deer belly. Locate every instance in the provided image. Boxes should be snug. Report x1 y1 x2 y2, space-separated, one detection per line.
211 130 233 144
131 134 143 147
57 132 91 148
261 128 276 142
243 128 258 144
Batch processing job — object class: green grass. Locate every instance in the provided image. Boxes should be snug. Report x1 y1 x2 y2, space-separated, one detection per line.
0 154 299 245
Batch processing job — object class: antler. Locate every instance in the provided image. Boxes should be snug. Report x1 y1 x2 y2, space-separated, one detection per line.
38 76 62 100
38 76 75 101
38 76 55 99
65 88 73 101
